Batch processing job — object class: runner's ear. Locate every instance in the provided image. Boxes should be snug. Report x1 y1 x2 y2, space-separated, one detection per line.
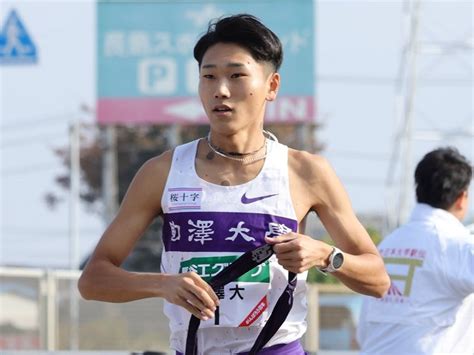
266 72 280 102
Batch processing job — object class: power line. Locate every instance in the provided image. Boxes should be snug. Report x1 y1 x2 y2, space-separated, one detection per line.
341 176 385 186
325 149 389 162
0 131 67 149
0 163 60 176
0 113 74 131
317 74 472 86
1 226 101 236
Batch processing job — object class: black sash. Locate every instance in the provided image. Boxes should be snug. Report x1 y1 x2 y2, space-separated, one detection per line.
185 244 297 355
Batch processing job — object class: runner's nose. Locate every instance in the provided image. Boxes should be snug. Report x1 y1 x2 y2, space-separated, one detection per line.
214 80 230 99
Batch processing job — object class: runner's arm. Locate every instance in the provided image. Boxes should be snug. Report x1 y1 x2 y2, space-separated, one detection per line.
288 152 390 297
78 152 218 319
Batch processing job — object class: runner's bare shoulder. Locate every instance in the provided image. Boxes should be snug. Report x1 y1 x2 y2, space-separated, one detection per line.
121 149 175 214
288 148 332 185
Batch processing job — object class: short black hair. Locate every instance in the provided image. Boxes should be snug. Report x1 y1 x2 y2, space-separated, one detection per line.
415 147 472 209
193 14 283 72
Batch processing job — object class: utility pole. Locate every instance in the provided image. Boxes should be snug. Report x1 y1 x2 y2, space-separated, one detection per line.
386 0 422 230
69 120 80 270
165 124 181 148
397 0 422 226
69 119 80 350
102 125 118 224
386 0 473 231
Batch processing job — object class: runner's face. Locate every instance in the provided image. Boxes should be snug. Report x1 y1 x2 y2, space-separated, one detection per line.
198 42 279 133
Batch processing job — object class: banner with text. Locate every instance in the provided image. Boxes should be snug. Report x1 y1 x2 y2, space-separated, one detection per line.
97 0 315 124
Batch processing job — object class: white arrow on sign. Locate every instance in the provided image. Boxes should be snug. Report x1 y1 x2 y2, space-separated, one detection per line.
164 99 206 122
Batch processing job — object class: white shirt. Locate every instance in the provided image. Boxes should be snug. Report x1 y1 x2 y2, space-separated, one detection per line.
357 203 474 354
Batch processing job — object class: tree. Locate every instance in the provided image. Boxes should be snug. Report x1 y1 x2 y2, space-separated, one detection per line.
50 124 181 271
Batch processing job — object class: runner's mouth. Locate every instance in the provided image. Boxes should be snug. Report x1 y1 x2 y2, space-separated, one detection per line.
213 105 233 112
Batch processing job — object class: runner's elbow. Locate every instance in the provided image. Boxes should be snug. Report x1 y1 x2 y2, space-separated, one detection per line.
77 262 103 300
372 272 391 298
77 271 95 300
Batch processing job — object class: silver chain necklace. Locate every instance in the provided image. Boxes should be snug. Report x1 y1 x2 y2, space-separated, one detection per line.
206 130 278 164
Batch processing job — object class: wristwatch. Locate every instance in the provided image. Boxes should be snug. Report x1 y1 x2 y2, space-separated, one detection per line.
320 247 344 274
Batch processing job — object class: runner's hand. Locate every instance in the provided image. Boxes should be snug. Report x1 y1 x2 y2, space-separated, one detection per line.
161 272 219 321
265 233 332 273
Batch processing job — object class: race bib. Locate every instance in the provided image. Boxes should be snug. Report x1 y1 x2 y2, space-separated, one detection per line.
180 255 271 327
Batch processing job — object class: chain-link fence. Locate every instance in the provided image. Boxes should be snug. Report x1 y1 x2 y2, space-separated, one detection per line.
0 267 362 353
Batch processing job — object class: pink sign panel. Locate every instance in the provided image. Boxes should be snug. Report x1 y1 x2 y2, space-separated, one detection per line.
98 96 315 125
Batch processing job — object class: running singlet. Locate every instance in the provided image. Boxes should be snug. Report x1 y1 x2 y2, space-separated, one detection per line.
160 138 308 353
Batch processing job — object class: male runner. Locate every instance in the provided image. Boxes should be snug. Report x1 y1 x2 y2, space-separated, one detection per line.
79 14 389 354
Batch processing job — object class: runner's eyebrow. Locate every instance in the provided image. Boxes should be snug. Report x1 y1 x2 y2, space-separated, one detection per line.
201 62 247 69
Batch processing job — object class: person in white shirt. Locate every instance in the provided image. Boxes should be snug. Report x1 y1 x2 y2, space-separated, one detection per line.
357 147 474 354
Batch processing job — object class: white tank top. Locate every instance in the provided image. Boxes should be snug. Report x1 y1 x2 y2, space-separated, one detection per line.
160 138 307 354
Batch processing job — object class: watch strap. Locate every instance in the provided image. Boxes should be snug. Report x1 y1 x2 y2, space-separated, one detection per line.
320 247 343 273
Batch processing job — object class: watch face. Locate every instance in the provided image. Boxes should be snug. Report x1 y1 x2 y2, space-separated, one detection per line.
332 252 344 269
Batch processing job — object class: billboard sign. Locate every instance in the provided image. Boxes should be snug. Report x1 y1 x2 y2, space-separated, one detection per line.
97 0 315 124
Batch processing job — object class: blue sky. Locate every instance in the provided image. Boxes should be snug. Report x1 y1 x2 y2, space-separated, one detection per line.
0 0 472 268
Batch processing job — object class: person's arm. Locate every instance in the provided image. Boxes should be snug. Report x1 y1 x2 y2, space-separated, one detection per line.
267 151 390 297
444 237 474 298
78 152 219 320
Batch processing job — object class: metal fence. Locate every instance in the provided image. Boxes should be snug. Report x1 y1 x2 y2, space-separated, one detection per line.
0 267 362 353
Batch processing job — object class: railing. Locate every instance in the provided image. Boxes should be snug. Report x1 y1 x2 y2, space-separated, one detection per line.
0 267 362 353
